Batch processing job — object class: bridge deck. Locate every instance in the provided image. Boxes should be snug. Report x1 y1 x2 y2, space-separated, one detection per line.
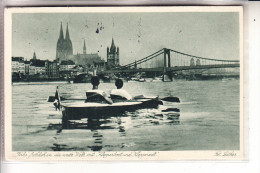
98 64 240 74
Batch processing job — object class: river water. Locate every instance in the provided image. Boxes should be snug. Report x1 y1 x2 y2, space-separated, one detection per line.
12 79 240 151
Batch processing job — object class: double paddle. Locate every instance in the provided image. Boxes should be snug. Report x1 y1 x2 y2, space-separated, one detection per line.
47 95 180 103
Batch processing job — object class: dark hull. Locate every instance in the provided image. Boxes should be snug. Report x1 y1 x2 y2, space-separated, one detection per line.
62 98 160 121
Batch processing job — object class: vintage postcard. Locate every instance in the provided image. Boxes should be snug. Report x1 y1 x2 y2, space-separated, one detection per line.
4 6 244 161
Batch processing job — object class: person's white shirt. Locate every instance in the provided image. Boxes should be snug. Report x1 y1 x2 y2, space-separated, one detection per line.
86 89 104 95
111 89 132 100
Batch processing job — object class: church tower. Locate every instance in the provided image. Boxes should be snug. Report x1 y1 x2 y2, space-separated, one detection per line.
83 40 86 54
64 23 73 56
56 22 73 63
107 38 119 66
56 22 64 62
33 51 37 60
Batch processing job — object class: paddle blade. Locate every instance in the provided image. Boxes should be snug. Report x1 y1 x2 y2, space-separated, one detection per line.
162 108 180 112
47 96 56 102
158 100 163 105
161 97 180 103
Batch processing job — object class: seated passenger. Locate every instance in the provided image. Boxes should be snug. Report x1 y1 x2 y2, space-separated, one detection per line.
111 79 132 100
86 76 113 104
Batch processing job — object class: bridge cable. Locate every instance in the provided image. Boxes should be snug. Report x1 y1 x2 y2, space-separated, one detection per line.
169 49 239 63
123 48 164 67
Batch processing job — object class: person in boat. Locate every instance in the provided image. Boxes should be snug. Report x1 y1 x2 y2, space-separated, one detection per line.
86 76 113 104
110 79 133 100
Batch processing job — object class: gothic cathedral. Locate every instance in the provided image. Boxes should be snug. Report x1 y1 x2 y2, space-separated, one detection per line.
107 38 119 66
56 22 73 63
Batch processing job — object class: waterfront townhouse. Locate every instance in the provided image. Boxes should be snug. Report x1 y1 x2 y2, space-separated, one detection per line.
12 57 25 75
45 60 59 78
24 60 30 75
59 60 76 77
30 59 46 76
60 60 75 71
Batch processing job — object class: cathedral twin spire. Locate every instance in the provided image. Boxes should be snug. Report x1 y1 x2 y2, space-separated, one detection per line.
65 23 71 41
58 22 71 41
58 22 64 40
56 22 73 62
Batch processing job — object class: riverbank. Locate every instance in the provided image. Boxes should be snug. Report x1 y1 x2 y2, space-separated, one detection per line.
12 81 69 85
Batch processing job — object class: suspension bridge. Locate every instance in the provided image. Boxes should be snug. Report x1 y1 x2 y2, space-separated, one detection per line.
98 48 240 74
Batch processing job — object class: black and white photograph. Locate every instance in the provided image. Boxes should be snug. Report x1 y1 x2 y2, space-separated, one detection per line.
4 7 243 160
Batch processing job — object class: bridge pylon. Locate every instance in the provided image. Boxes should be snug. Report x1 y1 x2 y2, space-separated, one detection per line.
163 48 171 68
163 48 172 82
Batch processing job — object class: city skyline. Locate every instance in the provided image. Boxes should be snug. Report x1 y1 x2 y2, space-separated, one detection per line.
12 12 240 65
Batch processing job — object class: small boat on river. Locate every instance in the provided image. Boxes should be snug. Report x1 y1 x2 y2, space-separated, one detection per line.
61 97 161 121
138 78 146 82
152 77 162 82
48 87 180 122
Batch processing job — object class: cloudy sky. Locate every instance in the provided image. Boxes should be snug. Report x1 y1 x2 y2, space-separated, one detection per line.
12 12 240 65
